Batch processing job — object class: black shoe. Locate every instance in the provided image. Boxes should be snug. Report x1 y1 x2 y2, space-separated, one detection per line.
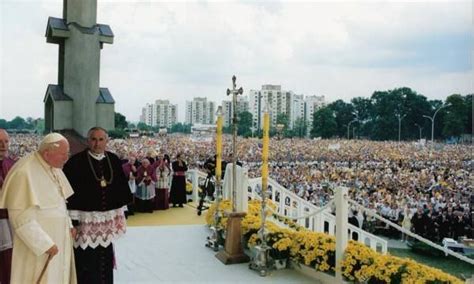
179 204 184 208
173 204 177 207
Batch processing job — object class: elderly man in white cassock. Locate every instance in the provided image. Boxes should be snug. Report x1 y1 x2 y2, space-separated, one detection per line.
0 133 77 283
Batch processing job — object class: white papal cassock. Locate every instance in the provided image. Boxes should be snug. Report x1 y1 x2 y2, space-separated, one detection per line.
0 152 76 284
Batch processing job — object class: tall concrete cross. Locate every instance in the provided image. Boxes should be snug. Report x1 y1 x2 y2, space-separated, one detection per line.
44 0 115 138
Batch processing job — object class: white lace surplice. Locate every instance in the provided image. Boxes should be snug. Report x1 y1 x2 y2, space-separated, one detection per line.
69 206 127 249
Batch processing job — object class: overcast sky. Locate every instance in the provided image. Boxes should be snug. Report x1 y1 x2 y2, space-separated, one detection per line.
0 0 472 122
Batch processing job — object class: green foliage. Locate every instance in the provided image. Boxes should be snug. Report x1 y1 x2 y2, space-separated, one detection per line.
108 129 127 139
311 107 337 138
276 113 293 138
0 119 7 129
292 117 307 138
0 116 39 131
137 122 151 131
223 125 232 134
371 90 403 140
170 123 191 134
237 111 253 137
443 94 467 138
114 112 128 130
464 94 473 134
303 88 470 141
390 248 471 280
276 113 289 127
35 119 45 134
369 88 434 140
8 116 28 130
327 100 355 138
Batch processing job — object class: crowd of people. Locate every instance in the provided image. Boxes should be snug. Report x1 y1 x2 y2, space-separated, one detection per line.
108 136 473 240
2 133 472 257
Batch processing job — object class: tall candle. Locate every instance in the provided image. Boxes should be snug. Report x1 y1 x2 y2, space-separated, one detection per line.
262 111 269 191
216 112 223 182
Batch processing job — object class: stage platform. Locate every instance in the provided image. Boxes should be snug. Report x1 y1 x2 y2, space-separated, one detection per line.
114 225 317 283
115 205 317 283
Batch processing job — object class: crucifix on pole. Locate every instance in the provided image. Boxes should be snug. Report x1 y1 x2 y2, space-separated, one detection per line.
226 75 243 212
216 75 249 265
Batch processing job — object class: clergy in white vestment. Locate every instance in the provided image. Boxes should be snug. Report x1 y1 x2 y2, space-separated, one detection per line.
0 133 77 284
222 162 249 212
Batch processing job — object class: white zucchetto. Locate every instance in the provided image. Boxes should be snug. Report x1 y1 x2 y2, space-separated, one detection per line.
41 133 67 146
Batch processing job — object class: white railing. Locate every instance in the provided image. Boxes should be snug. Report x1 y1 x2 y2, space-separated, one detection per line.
187 168 387 254
186 169 208 202
248 177 388 254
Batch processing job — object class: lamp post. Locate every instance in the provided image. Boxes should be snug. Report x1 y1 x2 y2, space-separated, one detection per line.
423 103 451 144
347 118 357 140
414 123 423 141
395 113 406 143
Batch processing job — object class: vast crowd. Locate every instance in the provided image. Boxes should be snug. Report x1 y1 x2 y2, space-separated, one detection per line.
7 133 473 242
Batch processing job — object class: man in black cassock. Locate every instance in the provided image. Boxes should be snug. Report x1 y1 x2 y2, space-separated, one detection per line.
170 153 188 207
64 127 132 284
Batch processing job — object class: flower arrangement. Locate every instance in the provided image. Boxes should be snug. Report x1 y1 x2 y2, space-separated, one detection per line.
206 200 462 283
341 240 462 283
185 181 194 194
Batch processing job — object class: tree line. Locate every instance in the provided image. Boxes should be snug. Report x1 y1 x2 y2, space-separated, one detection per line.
2 88 471 142
0 117 44 133
310 88 471 141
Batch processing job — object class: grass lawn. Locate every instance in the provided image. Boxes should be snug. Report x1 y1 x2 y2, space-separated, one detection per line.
388 248 474 280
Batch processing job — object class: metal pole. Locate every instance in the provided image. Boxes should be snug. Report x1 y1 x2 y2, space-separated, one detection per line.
398 118 401 142
415 124 422 141
424 103 450 144
347 124 350 140
431 118 434 144
226 75 243 212
396 113 406 143
217 76 249 265
232 79 237 212
347 119 357 140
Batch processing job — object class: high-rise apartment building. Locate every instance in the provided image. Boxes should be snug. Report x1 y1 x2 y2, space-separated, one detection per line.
140 100 177 128
290 94 305 129
221 101 232 127
221 96 249 127
185 97 216 125
305 95 326 134
248 85 292 130
248 85 326 134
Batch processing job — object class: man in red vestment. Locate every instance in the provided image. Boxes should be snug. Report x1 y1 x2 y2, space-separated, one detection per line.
0 129 16 284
